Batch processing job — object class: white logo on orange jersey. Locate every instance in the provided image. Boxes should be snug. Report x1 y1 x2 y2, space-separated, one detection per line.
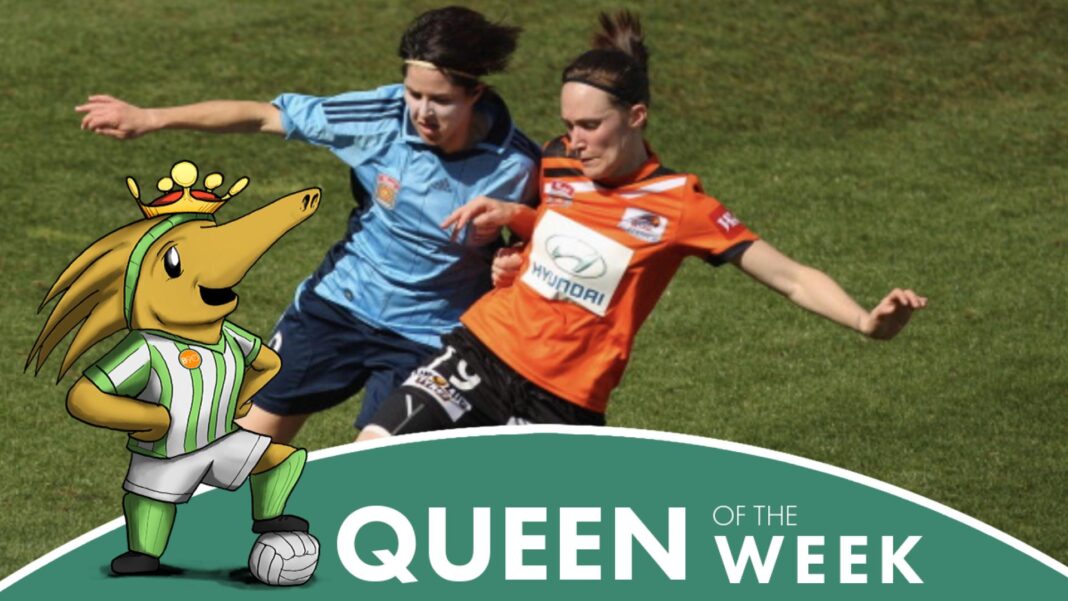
546 235 608 278
521 211 633 316
544 181 575 206
618 208 668 243
717 211 741 231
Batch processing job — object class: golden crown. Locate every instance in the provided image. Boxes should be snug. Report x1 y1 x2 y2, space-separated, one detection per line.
126 160 249 218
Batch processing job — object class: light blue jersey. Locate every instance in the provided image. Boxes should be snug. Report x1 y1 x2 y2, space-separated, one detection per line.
272 84 539 347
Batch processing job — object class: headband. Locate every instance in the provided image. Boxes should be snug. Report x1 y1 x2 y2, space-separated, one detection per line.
123 213 214 327
563 76 643 105
404 59 479 81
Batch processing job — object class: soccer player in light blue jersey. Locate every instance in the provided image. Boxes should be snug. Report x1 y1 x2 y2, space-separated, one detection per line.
77 7 540 441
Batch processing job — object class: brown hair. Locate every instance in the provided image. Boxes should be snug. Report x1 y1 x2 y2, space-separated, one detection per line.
562 11 650 106
398 6 521 90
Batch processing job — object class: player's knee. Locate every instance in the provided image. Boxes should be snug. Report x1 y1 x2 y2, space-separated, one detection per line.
356 425 392 442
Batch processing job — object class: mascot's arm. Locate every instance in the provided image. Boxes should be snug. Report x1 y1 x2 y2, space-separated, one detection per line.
66 377 170 441
234 345 281 419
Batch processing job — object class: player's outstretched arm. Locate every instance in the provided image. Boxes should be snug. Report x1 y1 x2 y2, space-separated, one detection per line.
234 345 282 419
733 240 927 340
75 94 284 139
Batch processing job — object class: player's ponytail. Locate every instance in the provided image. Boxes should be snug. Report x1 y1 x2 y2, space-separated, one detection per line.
399 6 522 90
563 10 651 107
591 11 649 71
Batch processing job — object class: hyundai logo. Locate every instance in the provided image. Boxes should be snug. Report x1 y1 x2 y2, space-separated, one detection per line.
545 235 607 278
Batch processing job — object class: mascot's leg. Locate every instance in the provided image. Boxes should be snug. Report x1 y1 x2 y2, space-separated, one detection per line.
111 493 176 575
248 443 308 533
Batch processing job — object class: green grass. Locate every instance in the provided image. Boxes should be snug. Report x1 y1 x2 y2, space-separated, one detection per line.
1 0 1065 577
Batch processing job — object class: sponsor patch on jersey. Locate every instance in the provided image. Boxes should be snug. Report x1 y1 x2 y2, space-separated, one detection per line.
178 349 201 370
375 173 400 210
618 208 668 243
521 211 634 317
710 205 745 239
405 367 472 421
544 180 575 206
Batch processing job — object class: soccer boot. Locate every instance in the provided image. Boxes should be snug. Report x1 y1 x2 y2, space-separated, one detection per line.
111 550 161 575
252 514 309 533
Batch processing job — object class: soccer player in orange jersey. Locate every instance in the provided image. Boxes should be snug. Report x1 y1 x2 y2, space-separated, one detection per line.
359 11 927 438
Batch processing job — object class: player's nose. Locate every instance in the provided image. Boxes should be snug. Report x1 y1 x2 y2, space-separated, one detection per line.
569 131 587 152
414 97 430 118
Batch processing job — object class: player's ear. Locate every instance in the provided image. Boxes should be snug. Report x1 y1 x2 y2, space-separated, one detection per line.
468 83 486 104
628 103 648 129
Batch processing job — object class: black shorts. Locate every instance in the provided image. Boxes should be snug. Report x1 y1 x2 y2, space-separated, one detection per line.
365 328 605 435
252 284 437 429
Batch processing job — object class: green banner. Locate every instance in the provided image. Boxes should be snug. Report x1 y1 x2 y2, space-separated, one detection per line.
2 428 1064 599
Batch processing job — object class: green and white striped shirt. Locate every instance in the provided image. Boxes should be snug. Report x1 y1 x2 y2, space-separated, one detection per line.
84 322 262 458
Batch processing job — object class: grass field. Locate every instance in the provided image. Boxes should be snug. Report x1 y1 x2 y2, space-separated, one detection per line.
1 0 1065 578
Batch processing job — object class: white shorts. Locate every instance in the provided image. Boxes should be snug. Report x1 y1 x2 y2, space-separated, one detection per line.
123 429 271 503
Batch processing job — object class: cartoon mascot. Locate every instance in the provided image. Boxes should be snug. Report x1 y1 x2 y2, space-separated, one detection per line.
27 161 320 579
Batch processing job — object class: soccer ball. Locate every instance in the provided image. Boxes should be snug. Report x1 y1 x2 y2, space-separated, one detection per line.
248 531 320 586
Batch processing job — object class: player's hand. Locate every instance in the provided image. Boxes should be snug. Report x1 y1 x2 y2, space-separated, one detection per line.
861 288 928 340
75 94 157 140
492 245 524 288
130 406 171 442
441 196 515 244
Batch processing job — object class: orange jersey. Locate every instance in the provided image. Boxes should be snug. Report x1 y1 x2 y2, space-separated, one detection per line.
462 137 759 413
